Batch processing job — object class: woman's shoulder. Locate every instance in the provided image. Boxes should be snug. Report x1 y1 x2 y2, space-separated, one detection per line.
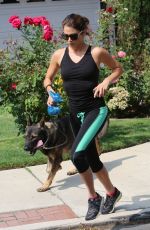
52 48 66 65
91 46 110 61
90 46 110 65
91 46 107 54
53 48 66 57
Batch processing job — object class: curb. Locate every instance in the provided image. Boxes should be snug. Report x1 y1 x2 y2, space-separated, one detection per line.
3 208 150 230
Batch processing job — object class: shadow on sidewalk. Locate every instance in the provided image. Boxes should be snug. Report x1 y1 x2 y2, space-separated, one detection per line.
51 155 135 190
116 194 150 211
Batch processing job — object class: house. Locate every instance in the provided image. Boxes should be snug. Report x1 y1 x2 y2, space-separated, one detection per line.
0 0 100 48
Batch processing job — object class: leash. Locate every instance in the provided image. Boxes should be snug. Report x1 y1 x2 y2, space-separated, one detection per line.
42 122 68 150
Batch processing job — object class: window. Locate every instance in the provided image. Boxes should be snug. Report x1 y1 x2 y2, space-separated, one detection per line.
1 0 19 3
100 0 107 10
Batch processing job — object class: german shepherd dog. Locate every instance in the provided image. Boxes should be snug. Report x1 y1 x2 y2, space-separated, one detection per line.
24 116 109 192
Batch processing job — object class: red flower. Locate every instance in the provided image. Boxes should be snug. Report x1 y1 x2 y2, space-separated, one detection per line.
32 17 41 26
41 19 50 27
43 25 51 31
11 18 22 29
8 15 19 23
38 16 46 21
24 16 33 25
106 7 113 13
43 28 53 41
11 83 17 90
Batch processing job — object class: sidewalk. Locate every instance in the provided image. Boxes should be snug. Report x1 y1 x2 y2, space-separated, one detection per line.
0 142 150 230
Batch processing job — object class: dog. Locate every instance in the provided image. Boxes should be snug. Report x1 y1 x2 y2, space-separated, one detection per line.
24 116 109 192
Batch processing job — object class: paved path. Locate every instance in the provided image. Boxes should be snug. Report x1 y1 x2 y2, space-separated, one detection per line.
0 142 150 229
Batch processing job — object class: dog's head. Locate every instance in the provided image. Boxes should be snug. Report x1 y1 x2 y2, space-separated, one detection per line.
24 118 47 155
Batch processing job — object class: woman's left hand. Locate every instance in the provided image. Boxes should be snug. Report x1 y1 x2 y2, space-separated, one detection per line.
93 78 110 98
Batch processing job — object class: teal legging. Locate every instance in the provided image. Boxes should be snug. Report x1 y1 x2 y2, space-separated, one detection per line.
70 106 108 173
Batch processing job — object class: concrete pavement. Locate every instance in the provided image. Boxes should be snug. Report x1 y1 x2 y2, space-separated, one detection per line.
0 142 150 229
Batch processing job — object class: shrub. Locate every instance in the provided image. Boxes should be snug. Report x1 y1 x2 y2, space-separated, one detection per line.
0 15 67 132
107 86 129 111
95 0 150 117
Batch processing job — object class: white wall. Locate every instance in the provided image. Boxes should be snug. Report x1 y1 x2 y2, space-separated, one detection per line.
0 0 100 48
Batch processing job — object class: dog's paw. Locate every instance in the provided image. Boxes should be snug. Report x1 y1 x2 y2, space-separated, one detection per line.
67 167 78 176
37 186 50 192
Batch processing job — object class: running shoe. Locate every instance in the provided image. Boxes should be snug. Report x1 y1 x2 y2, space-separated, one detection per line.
101 187 122 214
85 193 103 221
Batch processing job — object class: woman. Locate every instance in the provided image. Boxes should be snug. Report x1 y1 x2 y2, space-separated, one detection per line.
44 13 123 221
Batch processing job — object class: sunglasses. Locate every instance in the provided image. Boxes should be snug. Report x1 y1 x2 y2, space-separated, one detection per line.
61 31 82 41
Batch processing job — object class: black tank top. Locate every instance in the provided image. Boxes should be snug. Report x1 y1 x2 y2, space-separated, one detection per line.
60 45 105 113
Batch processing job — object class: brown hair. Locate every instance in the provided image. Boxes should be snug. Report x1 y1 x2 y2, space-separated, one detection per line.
62 13 89 32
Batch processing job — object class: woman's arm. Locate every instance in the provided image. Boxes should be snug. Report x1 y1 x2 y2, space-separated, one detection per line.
92 47 123 98
44 51 60 91
43 50 61 105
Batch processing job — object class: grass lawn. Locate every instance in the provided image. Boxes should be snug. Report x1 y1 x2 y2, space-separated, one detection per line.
0 108 150 170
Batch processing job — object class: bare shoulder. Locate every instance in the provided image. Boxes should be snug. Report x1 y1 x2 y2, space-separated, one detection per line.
91 46 122 70
53 48 65 56
52 48 66 66
91 46 109 66
91 46 108 56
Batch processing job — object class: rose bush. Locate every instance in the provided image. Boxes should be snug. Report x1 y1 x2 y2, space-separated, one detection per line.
0 15 67 132
8 15 53 40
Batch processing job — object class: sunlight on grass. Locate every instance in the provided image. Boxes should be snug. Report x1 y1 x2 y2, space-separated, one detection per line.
0 107 149 170
102 118 150 152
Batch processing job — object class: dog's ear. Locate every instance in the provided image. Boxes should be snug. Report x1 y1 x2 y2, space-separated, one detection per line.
27 116 32 126
39 117 45 127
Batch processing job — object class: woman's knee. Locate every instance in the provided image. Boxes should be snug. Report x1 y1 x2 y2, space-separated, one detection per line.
91 161 104 173
71 151 89 173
